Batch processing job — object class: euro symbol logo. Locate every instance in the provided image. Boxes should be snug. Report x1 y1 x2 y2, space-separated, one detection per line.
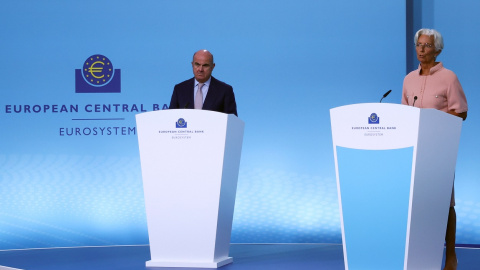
89 61 105 79
81 54 114 87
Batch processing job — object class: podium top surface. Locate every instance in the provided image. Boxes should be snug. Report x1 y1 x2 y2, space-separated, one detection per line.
136 109 244 126
136 108 239 118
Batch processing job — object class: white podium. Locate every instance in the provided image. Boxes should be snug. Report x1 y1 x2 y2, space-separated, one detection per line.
330 103 463 270
0 265 22 270
136 109 245 268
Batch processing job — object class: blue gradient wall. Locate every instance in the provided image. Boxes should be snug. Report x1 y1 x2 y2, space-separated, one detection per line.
0 0 478 249
431 0 480 245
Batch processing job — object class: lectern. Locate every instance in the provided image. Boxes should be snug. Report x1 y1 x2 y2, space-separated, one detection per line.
330 103 462 270
136 109 245 268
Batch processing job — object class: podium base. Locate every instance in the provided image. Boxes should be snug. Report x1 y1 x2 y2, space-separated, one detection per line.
146 257 233 268
0 266 23 270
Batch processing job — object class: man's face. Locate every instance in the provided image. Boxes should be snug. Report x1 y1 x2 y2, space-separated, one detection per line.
192 51 215 83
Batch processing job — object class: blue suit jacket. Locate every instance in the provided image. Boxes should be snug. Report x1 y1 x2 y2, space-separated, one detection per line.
169 77 238 116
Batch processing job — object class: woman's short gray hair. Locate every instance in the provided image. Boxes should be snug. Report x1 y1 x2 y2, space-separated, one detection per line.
414 28 444 52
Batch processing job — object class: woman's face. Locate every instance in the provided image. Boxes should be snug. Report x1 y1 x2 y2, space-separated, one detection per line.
416 34 440 65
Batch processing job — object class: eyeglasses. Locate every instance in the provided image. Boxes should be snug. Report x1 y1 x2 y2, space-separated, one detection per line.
415 43 434 49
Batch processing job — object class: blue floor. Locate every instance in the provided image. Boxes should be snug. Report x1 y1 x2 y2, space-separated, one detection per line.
0 244 479 270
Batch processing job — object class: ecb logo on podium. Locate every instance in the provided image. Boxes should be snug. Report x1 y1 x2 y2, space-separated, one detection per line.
368 113 380 124
176 118 187 128
75 54 121 93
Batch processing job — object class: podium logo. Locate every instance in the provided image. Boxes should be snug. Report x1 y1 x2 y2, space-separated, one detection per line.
368 113 380 124
176 118 187 128
75 54 121 93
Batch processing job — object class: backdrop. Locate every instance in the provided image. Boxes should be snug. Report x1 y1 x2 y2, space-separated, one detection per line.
0 0 478 250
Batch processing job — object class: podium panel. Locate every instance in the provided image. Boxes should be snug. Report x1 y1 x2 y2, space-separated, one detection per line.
330 103 462 270
337 146 413 269
136 109 245 268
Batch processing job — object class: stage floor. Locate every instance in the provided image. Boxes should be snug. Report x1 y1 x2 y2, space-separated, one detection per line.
0 244 479 270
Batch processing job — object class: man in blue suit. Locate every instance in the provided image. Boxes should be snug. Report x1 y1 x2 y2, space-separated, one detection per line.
169 49 238 116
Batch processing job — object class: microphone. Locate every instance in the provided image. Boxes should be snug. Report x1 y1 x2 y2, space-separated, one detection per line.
412 96 417 107
183 102 189 109
379 90 392 103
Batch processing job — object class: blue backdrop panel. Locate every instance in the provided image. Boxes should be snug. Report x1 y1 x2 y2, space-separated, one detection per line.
337 146 413 269
1 0 478 249
429 0 480 245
